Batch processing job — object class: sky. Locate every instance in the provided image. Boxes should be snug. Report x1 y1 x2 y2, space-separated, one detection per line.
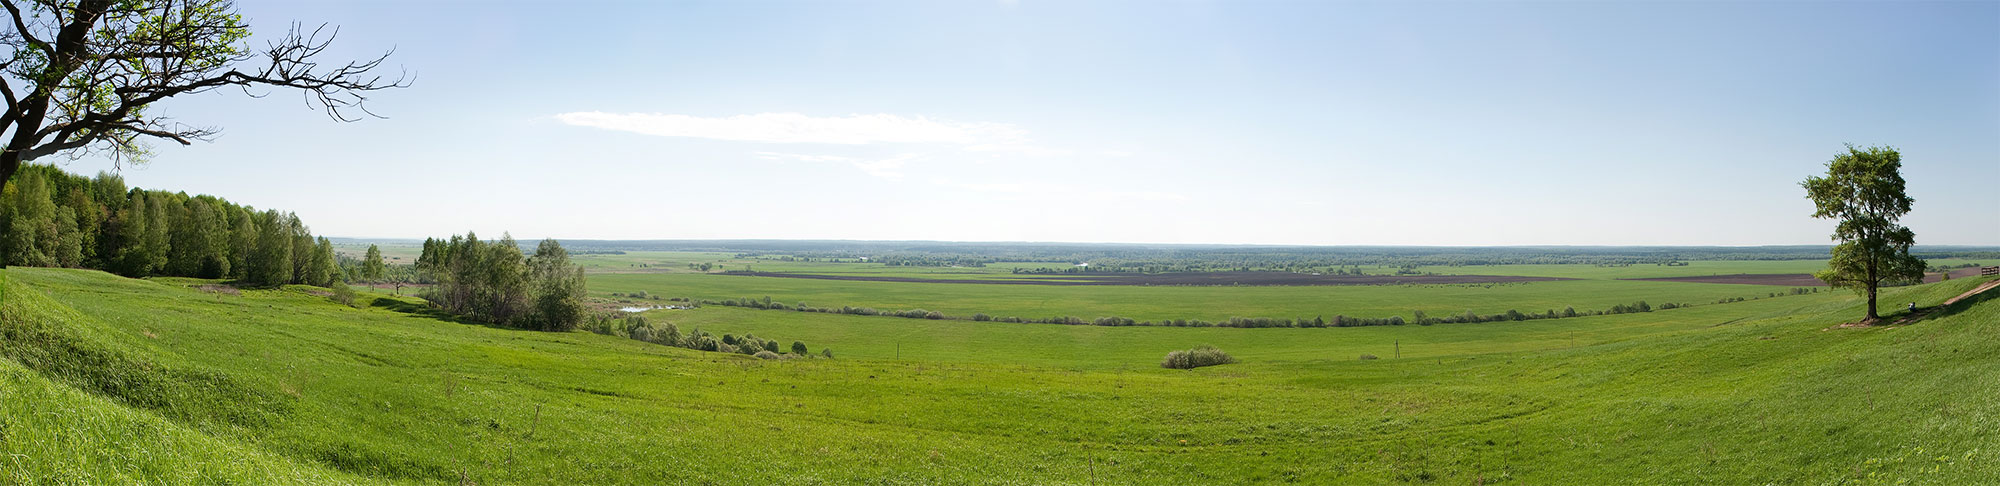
44 0 2000 246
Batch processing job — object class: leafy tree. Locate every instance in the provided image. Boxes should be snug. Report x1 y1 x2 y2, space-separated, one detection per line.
526 238 587 332
287 214 313 283
791 341 808 355
0 168 55 266
226 207 255 279
482 234 530 324
247 210 293 286
305 236 339 286
361 244 386 282
1802 145 1926 321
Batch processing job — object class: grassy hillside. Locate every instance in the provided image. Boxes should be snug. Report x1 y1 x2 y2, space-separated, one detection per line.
4 267 1997 484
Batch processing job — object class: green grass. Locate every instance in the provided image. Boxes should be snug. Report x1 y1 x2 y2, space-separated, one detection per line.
589 271 1812 322
5 267 1998 484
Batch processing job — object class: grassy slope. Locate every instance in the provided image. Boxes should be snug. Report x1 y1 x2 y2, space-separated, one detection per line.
0 269 382 484
4 267 1997 484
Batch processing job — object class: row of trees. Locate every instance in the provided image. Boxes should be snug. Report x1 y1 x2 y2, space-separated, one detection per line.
1 164 339 286
581 315 827 359
415 233 588 331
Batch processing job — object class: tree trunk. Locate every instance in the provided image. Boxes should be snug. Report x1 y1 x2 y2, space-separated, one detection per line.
0 172 10 271
0 152 19 188
1866 284 1879 321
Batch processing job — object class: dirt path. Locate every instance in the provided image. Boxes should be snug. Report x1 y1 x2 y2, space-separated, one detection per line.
1944 279 2000 306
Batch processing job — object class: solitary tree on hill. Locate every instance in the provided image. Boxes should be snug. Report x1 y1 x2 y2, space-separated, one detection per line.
1802 145 1926 322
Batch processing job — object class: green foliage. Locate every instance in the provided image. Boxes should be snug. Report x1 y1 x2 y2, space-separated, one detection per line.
1803 145 1927 319
1160 345 1236 369
304 237 340 287
417 233 586 331
527 239 587 332
0 164 329 286
329 281 359 308
247 210 293 286
360 245 386 282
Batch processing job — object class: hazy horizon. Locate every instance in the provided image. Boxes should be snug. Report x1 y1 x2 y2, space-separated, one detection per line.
39 0 2000 246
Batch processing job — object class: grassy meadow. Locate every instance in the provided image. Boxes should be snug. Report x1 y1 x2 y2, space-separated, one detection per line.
586 271 1816 323
5 265 1999 483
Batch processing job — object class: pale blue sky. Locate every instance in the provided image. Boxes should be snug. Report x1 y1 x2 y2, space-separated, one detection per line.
50 0 2000 245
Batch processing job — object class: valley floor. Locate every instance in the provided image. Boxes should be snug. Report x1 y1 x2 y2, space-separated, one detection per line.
3 267 1997 484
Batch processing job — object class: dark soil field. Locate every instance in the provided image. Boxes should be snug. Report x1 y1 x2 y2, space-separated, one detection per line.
721 271 1570 286
1627 267 1988 286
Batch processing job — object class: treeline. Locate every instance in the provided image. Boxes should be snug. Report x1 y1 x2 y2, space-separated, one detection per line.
1 164 339 286
581 314 827 359
699 295 1694 329
416 233 588 332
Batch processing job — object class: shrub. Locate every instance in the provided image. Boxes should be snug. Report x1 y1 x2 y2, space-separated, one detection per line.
1359 354 1379 360
753 351 780 360
1160 345 1236 370
329 282 358 307
791 341 808 355
820 348 834 359
691 335 720 352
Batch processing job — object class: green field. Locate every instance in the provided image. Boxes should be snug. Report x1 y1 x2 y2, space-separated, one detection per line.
587 271 1814 323
5 266 1999 483
1395 258 1992 279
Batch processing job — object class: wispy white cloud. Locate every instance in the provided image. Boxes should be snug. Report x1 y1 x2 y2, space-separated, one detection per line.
757 151 920 179
556 112 1030 146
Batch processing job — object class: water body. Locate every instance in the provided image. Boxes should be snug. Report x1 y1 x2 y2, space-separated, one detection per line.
621 306 690 312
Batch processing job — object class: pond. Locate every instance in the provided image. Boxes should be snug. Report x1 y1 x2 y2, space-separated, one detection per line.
620 306 690 313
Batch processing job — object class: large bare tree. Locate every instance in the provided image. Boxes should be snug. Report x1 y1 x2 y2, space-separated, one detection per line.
0 0 406 186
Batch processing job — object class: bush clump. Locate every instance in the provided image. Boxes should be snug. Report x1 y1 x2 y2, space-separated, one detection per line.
1160 345 1236 369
